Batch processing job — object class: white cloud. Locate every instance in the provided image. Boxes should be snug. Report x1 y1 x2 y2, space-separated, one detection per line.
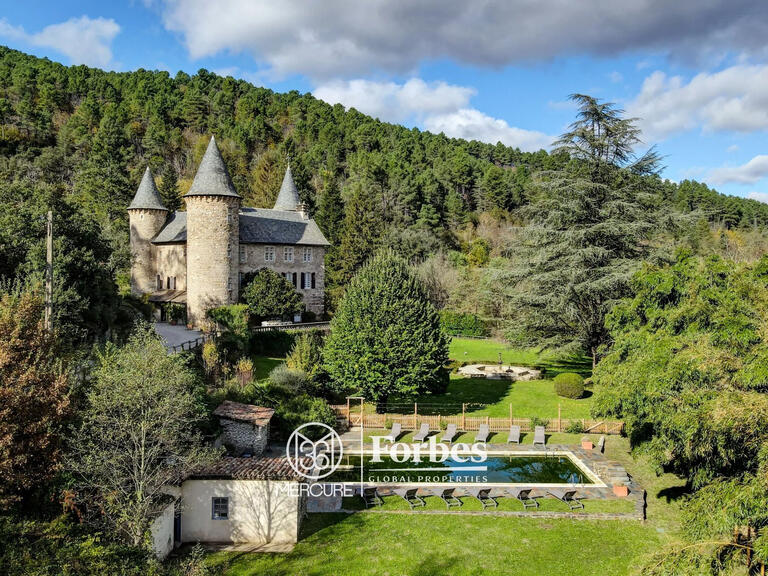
313 78 551 151
728 144 740 152
0 16 120 67
748 191 768 204
159 0 768 79
609 71 624 83
314 78 474 123
424 109 553 151
627 65 768 141
710 155 768 185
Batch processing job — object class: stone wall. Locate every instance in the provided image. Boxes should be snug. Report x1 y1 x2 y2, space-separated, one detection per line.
186 196 240 326
220 419 269 457
154 243 187 290
240 244 325 315
129 208 168 295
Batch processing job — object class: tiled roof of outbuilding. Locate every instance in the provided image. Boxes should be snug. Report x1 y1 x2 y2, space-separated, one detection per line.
214 401 275 426
189 456 308 481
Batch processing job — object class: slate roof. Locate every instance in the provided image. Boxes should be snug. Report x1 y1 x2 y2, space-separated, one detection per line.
273 165 300 210
188 456 308 481
151 208 330 246
184 136 241 199
152 211 187 243
214 401 274 426
128 167 167 211
239 208 330 246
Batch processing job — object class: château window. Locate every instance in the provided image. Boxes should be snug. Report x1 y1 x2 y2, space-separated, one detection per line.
239 245 246 264
292 272 298 288
212 497 229 520
156 275 162 290
284 246 294 262
166 276 171 289
264 246 275 262
227 244 232 259
227 277 233 290
311 272 316 289
172 276 177 290
302 247 313 262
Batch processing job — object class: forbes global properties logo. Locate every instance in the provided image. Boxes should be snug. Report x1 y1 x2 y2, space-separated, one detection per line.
286 422 344 480
371 435 488 469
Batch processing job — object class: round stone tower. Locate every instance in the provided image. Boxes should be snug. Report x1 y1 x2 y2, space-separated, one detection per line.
128 167 168 295
184 136 242 327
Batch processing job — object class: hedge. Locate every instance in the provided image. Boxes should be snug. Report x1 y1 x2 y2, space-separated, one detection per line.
440 310 490 337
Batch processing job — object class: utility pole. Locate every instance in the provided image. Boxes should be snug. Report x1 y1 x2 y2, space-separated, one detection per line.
44 210 53 333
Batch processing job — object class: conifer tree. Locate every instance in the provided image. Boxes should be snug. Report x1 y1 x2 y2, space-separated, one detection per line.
159 162 182 213
324 250 449 412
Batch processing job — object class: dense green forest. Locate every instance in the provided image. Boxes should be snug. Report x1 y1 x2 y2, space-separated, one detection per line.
2 45 768 344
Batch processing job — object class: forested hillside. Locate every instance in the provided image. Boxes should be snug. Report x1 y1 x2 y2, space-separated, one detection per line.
1 45 767 341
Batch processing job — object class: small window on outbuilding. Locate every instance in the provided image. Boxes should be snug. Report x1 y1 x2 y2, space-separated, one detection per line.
212 497 229 520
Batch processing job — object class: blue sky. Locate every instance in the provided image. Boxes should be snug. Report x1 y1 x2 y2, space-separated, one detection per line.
2 1 768 201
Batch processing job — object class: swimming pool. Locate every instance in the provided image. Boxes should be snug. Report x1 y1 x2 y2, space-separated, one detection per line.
326 451 599 486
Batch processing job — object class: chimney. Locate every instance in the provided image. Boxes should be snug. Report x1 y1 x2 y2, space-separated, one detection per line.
297 202 309 220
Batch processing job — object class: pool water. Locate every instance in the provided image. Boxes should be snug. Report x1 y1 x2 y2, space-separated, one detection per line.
327 454 592 484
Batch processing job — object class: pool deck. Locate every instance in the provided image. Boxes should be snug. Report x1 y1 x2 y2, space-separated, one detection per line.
325 428 646 520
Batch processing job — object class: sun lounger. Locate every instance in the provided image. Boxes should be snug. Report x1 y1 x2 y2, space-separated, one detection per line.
437 487 462 509
466 487 498 509
596 435 605 454
547 488 583 510
441 423 458 443
361 487 383 508
475 424 490 443
505 487 539 509
507 425 520 443
394 488 426 510
533 426 546 447
412 423 430 443
378 423 402 443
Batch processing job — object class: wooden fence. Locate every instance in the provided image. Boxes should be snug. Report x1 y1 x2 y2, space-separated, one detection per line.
250 321 331 334
329 404 624 435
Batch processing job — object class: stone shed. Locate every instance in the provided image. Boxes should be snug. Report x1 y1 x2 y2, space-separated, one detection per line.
214 400 275 457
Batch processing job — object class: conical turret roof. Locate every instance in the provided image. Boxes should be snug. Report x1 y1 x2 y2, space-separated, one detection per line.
273 164 300 210
128 167 167 211
184 136 241 199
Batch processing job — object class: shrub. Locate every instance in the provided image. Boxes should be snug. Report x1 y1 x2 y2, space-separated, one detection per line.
553 372 585 399
530 416 549 428
207 305 250 359
269 364 309 392
565 420 585 434
272 394 337 440
440 310 490 337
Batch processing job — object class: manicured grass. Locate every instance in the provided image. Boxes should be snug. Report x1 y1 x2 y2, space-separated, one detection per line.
250 356 283 380
207 513 659 576
387 376 594 419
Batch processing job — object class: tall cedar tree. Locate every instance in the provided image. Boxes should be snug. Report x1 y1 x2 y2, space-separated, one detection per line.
323 250 449 412
504 94 661 367
0 289 69 508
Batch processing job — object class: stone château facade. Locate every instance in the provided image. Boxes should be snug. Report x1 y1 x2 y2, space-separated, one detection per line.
128 136 329 326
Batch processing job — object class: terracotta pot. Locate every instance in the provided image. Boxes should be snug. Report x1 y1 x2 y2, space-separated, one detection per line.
613 485 630 497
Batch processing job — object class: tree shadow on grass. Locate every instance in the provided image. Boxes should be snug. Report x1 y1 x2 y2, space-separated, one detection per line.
389 378 512 415
657 485 691 503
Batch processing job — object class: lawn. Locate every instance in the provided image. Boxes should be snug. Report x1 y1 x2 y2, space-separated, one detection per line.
203 435 687 576
208 513 658 576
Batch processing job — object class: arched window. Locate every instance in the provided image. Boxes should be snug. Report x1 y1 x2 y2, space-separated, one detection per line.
166 276 171 289
156 275 162 290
